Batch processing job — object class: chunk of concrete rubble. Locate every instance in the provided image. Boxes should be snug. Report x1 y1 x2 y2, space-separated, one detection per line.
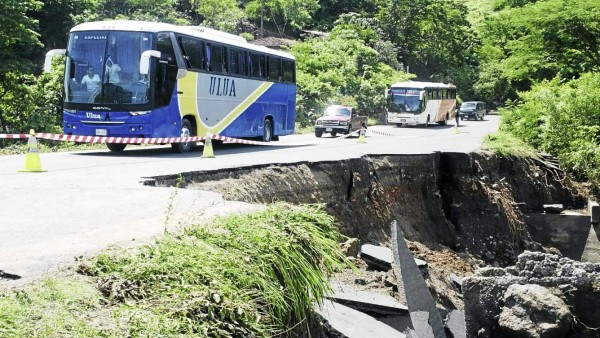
590 199 599 224
449 273 463 291
444 310 466 338
341 238 360 257
315 300 406 338
361 244 427 271
463 251 600 337
498 284 572 338
543 204 564 214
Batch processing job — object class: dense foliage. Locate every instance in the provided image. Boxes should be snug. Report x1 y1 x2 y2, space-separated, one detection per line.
474 0 600 103
501 74 600 186
292 14 410 124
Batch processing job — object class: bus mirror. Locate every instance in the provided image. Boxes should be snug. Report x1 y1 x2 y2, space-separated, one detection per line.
420 91 425 101
385 89 390 98
44 49 66 73
140 50 162 75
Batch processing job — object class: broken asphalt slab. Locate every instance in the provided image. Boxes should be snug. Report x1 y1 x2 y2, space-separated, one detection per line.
316 300 407 338
329 282 408 315
361 244 427 271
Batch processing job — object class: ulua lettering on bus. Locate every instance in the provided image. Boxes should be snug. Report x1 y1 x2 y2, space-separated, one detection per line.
209 77 236 97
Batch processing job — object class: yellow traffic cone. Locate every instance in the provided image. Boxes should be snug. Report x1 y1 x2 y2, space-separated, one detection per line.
358 126 366 143
19 129 46 172
202 134 215 158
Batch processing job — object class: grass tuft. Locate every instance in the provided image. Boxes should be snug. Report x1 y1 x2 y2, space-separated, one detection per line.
0 203 351 337
482 130 539 158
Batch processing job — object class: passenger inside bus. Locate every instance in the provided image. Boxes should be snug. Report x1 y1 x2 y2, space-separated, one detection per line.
105 56 121 83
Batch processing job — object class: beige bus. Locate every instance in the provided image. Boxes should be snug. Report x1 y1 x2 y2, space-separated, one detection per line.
385 81 457 127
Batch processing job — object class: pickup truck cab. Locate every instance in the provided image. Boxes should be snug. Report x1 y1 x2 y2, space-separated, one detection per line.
314 105 367 138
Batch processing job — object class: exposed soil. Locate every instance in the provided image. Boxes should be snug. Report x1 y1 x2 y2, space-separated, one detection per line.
146 151 586 320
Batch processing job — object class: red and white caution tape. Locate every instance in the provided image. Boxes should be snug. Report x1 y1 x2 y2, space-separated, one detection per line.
366 129 403 137
208 134 313 147
0 132 313 147
320 129 362 143
36 133 205 144
0 134 29 139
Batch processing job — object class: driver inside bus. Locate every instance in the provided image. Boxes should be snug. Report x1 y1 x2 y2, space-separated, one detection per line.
80 67 101 91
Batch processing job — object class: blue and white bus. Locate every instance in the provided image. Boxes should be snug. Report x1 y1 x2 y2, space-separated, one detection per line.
45 20 296 152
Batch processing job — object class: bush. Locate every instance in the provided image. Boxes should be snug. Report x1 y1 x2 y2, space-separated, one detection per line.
500 73 600 186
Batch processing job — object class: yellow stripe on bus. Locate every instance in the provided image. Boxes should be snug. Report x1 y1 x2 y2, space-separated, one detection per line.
177 72 199 119
205 81 273 133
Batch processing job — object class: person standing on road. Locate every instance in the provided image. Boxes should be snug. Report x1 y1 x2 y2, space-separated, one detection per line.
455 107 460 127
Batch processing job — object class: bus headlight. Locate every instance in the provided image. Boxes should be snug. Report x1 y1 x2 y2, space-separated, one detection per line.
339 121 348 126
316 120 323 126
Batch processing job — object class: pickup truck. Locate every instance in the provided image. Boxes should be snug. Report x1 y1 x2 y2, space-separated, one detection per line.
314 105 367 137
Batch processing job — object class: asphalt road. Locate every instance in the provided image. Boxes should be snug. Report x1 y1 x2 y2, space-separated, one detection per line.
0 115 499 286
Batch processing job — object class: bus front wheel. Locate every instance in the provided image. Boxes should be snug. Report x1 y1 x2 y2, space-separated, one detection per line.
107 143 127 152
262 119 273 142
172 118 194 153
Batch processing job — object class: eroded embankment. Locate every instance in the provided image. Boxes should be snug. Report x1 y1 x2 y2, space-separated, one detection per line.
146 152 585 266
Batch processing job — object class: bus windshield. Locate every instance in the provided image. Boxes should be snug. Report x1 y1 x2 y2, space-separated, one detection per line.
65 31 154 105
388 88 421 113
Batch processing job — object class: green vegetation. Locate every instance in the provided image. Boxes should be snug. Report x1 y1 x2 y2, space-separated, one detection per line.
500 74 600 186
0 203 351 337
483 129 538 158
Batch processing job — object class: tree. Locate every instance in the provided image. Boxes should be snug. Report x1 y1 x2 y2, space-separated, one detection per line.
291 22 409 126
244 0 319 36
195 0 247 32
377 0 477 93
0 0 43 75
72 0 191 25
475 0 600 102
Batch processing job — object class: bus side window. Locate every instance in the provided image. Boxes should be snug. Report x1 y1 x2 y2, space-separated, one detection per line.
250 53 265 79
267 56 281 81
155 32 178 106
208 44 227 74
178 36 204 71
283 59 295 83
230 49 247 76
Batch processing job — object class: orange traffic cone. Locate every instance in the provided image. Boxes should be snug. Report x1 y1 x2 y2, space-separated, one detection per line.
19 129 46 172
202 134 215 158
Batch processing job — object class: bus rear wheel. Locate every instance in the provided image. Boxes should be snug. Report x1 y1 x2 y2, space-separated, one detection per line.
172 118 194 153
107 143 127 152
262 119 273 142
437 113 448 126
